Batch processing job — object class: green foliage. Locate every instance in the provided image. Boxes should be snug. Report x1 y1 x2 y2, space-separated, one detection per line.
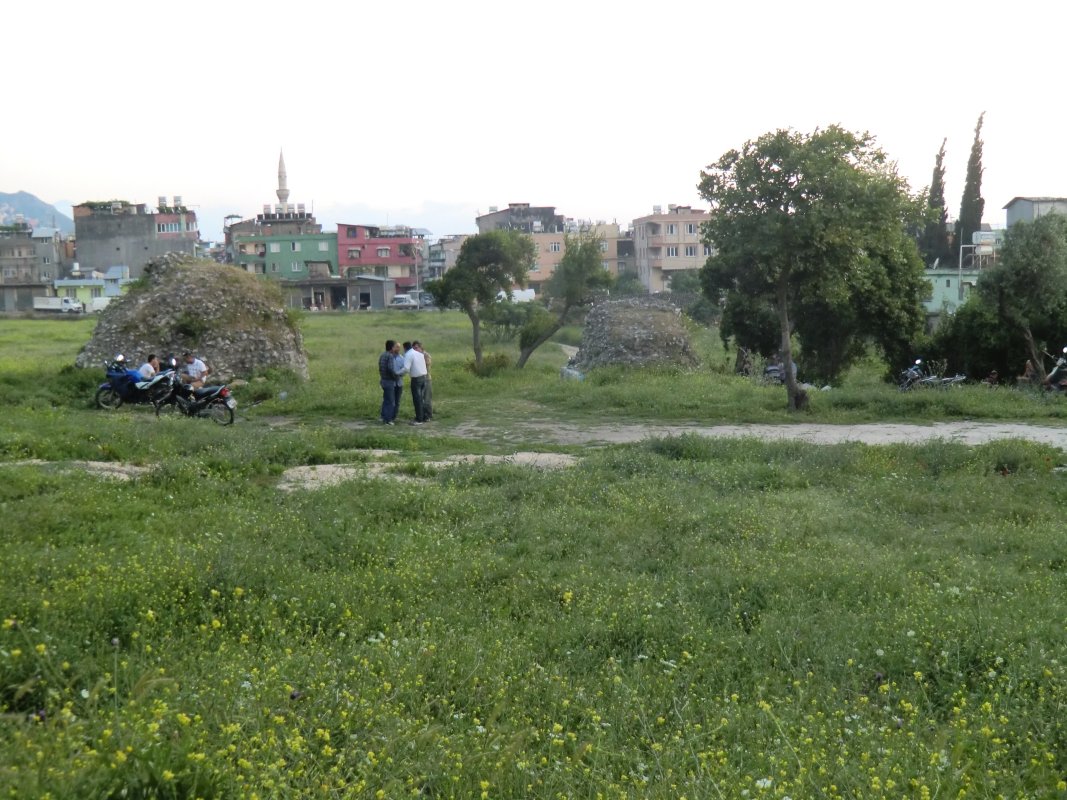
517 304 558 350
480 300 533 343
699 126 928 388
956 112 986 256
612 271 645 296
464 351 512 377
426 230 536 367
977 213 1067 372
918 138 953 267
516 231 614 368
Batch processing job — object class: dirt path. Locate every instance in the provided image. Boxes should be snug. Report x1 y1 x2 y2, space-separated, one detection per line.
474 419 1067 447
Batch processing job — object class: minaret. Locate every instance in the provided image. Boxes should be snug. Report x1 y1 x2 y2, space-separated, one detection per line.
277 150 290 213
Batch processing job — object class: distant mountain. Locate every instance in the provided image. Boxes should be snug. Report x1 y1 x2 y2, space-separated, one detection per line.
0 190 75 235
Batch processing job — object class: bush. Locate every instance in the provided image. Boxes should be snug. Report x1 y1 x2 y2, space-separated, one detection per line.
465 352 512 377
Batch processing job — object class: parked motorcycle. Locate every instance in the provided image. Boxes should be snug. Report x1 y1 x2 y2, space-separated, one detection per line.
155 379 236 425
899 359 966 391
95 355 176 409
1045 346 1067 392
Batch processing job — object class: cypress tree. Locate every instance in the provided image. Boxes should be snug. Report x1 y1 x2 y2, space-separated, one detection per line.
919 138 951 266
956 112 986 261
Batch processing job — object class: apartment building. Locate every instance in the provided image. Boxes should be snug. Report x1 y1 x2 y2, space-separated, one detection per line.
632 204 709 292
337 224 428 291
427 234 469 280
73 197 199 277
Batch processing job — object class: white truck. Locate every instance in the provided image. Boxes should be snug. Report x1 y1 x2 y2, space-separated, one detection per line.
33 296 84 313
86 297 113 313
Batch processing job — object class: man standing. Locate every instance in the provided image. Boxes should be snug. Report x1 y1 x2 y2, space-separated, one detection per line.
403 340 428 424
378 340 404 424
414 341 432 421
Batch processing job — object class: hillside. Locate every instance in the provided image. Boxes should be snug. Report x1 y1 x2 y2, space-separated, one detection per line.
0 190 74 235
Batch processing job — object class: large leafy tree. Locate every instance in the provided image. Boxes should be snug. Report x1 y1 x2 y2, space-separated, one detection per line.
976 213 1067 380
515 231 613 368
698 126 928 407
425 230 535 367
919 138 953 266
955 112 986 257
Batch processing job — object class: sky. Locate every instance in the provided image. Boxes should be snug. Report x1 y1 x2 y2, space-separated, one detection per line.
6 0 1063 242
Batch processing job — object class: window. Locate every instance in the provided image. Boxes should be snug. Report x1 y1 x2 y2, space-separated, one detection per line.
347 248 362 259
684 245 697 257
685 223 697 235
291 262 303 272
269 243 281 253
346 227 358 238
667 223 677 235
91 288 102 298
549 242 561 253
599 241 608 252
946 279 951 287
43 256 51 264
666 246 678 257
377 247 390 257
291 242 301 252
704 245 711 256
318 241 329 252
271 263 279 272
374 266 388 278
602 261 610 271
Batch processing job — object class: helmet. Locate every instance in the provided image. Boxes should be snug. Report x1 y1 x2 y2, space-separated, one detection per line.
114 354 126 364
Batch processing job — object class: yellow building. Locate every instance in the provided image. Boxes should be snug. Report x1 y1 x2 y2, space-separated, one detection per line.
632 205 709 292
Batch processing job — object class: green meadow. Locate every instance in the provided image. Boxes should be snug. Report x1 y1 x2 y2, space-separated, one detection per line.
1 313 1065 799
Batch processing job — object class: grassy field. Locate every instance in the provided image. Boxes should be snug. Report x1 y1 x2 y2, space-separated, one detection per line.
1 313 1066 798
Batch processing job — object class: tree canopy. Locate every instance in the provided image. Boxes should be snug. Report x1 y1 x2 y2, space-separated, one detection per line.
698 126 928 405
976 213 1067 379
425 230 536 367
516 231 613 368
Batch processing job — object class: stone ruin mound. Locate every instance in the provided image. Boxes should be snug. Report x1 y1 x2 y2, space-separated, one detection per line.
573 296 700 371
75 253 309 380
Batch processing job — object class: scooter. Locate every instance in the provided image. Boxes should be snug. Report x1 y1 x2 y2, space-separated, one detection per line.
95 355 176 410
154 378 236 425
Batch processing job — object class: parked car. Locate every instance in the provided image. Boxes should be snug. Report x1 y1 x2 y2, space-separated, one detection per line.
388 294 419 310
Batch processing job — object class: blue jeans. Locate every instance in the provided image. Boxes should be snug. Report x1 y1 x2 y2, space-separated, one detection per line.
410 376 427 422
380 380 403 422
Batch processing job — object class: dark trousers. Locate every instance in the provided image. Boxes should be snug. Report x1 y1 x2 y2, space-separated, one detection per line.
380 380 403 422
410 376 427 422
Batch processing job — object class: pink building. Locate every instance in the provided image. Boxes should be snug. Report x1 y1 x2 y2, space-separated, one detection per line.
337 224 424 290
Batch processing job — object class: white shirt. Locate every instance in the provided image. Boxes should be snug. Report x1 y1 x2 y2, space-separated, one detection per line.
138 362 157 379
184 357 208 380
403 348 428 378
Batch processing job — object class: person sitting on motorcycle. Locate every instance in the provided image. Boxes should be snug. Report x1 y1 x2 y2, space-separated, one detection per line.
182 351 210 389
138 354 160 380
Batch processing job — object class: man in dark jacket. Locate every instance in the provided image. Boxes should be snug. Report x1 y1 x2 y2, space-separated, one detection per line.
378 340 404 424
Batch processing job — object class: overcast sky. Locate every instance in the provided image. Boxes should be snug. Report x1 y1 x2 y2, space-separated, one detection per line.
6 0 1061 242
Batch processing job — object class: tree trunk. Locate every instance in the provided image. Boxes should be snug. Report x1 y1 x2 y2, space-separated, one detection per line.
776 277 807 411
515 320 564 369
1023 327 1047 382
469 310 483 367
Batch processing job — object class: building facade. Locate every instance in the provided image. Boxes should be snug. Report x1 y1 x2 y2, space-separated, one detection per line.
73 197 199 277
476 203 565 235
0 222 47 311
426 234 469 281
632 205 709 293
1004 197 1067 228
337 224 426 291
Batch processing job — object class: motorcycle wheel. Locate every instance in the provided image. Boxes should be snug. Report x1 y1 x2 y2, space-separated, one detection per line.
155 399 180 418
204 399 234 426
95 386 123 410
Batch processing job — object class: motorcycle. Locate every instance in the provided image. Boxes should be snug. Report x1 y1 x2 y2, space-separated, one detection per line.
96 355 176 410
154 378 236 425
899 358 966 391
1045 346 1067 392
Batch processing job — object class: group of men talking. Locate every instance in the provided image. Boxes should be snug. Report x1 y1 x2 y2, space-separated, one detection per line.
378 340 432 425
